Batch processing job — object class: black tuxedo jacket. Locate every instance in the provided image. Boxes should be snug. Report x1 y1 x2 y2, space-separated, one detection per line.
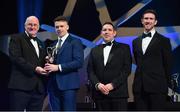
132 31 172 94
88 41 132 99
8 33 47 93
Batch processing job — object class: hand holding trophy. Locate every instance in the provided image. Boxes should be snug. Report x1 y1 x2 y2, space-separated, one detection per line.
45 46 59 73
45 46 56 63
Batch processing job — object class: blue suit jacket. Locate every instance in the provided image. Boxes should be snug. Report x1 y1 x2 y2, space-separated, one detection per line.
48 34 84 90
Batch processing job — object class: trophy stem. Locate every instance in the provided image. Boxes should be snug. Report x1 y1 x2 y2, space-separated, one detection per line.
46 46 56 63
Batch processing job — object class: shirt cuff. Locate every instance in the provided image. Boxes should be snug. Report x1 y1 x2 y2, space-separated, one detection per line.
58 64 62 72
95 83 100 90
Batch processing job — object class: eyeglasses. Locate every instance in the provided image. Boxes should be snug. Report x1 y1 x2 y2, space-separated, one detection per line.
27 23 39 27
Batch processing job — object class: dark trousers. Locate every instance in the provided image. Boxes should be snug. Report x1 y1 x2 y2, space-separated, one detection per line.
134 90 167 111
48 79 77 111
95 97 127 111
9 89 45 111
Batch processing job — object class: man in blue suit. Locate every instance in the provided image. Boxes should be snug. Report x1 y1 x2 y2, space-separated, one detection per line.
44 16 84 111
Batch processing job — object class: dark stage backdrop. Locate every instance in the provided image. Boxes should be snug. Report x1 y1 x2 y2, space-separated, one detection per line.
0 0 180 38
0 0 180 110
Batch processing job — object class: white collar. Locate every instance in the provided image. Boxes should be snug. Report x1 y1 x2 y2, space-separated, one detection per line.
102 39 114 44
144 28 156 37
58 33 69 42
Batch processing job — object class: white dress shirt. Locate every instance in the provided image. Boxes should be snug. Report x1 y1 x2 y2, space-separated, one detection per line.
30 39 39 57
142 29 156 54
102 40 114 65
25 31 39 57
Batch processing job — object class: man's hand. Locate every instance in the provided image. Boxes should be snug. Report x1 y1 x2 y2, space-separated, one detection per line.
44 63 59 73
97 83 109 95
35 66 48 76
105 83 114 91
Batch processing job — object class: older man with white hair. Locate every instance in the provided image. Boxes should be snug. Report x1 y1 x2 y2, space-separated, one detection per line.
8 16 48 111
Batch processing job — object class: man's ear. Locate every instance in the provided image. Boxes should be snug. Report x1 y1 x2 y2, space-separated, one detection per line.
67 25 69 30
155 20 158 25
113 31 117 36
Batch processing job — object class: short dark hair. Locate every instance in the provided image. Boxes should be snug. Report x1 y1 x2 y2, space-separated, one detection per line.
141 9 157 20
102 22 116 30
53 16 68 23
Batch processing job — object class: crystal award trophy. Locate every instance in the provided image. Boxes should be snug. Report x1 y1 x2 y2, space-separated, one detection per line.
46 46 56 63
171 73 179 102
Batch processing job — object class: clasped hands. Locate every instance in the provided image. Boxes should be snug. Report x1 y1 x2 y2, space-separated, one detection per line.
35 63 59 76
35 56 59 76
35 66 48 76
97 83 114 95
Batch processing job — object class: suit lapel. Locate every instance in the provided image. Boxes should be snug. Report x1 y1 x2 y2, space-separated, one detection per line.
98 45 105 67
144 32 158 55
24 35 39 58
57 36 70 55
139 38 143 55
36 39 44 59
105 41 120 66
138 37 144 55
24 34 44 59
135 37 144 55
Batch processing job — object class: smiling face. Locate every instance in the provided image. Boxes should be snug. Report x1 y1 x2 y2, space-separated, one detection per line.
141 12 157 32
101 23 116 43
25 16 39 37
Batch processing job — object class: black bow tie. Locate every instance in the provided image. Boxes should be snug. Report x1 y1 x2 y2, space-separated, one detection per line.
142 32 151 38
30 36 37 41
103 41 112 47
